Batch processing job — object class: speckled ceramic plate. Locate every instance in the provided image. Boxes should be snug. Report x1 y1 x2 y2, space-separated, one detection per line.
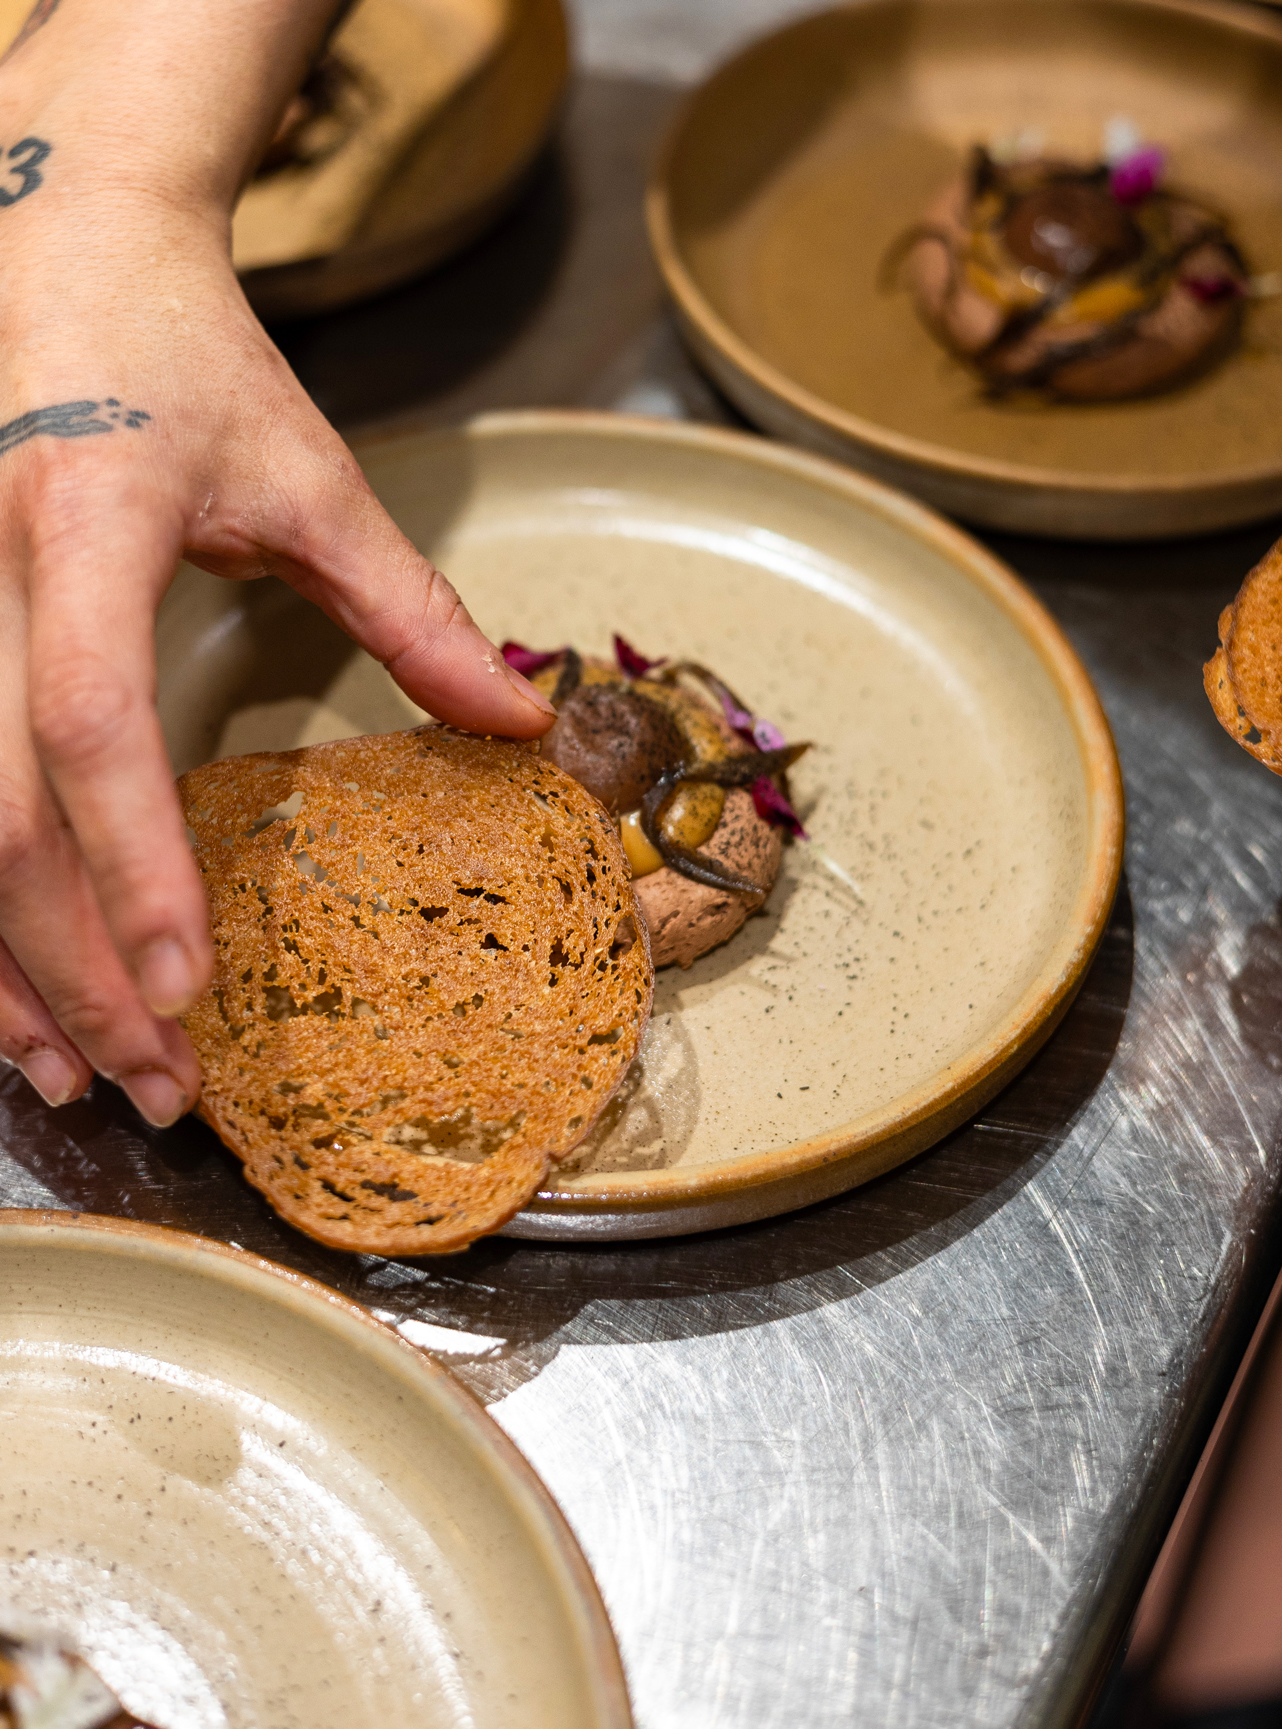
0 1210 631 1728
156 411 1122 1239
646 0 1282 539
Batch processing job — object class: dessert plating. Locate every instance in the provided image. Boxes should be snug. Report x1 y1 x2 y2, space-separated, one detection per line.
507 636 810 969
889 141 1251 400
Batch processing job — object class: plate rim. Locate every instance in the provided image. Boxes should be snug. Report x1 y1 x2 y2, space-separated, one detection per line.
346 409 1125 1213
644 0 1282 501
0 1206 634 1729
236 0 570 318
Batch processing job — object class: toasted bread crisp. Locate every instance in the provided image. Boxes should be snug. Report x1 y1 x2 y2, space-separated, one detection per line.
179 728 653 1254
1204 539 1282 774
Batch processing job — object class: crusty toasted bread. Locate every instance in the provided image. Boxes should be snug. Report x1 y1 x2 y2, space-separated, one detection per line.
1205 539 1282 775
179 727 653 1254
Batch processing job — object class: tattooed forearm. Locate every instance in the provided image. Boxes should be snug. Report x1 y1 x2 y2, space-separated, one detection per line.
0 136 49 205
0 0 59 66
0 399 151 459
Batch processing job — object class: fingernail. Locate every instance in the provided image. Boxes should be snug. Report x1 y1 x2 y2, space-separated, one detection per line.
137 936 197 1017
121 1068 187 1128
503 660 557 717
21 1048 77 1107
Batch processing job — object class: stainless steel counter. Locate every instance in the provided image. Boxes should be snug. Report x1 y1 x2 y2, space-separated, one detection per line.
5 3 1282 1725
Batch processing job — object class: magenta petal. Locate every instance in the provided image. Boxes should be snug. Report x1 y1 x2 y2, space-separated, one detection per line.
1182 274 1243 305
613 634 667 679
1109 145 1164 206
715 689 756 738
501 641 564 675
753 717 787 752
751 775 807 839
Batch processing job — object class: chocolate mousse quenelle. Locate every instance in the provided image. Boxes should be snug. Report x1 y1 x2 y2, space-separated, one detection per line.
504 636 811 969
886 135 1256 399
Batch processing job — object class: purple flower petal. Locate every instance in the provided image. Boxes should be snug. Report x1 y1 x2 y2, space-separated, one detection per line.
704 680 785 748
713 688 755 738
751 775 807 839
614 634 667 679
501 641 564 675
753 717 788 752
1182 273 1243 305
1109 145 1164 206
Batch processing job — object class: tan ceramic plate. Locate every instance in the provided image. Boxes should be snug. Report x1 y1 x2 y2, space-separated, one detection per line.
155 411 1122 1240
646 0 1282 539
235 0 568 318
0 1211 630 1728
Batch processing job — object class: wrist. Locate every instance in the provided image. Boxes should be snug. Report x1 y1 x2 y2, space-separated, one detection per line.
0 1 340 218
0 83 240 224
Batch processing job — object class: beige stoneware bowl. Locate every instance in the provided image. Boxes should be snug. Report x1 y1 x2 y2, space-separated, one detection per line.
0 1210 631 1728
238 0 569 318
647 0 1282 539
155 411 1123 1239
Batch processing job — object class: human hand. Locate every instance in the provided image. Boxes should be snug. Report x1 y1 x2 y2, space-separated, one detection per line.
0 49 554 1127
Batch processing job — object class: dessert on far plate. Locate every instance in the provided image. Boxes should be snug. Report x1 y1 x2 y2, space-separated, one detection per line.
506 635 811 969
888 136 1252 400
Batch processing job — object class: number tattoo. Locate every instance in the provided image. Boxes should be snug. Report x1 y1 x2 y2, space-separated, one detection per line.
0 136 50 206
0 400 152 460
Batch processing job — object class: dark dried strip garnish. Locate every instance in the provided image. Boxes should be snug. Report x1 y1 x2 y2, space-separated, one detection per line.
550 647 583 709
639 741 812 897
659 660 756 736
683 743 809 788
641 770 764 900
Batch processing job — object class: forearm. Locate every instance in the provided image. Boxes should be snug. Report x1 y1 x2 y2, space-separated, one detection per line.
0 0 342 223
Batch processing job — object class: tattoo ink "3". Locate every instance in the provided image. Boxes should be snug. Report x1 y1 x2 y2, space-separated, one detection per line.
0 136 49 205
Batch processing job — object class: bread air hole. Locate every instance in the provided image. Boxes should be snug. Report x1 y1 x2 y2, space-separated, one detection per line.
609 915 638 960
263 984 366 1023
243 788 304 837
360 1179 418 1202
382 1108 524 1162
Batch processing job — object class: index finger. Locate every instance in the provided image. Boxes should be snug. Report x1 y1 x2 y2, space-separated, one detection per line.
196 441 557 739
26 486 214 1021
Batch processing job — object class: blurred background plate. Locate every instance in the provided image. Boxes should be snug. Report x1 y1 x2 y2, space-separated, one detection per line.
0 0 567 318
646 0 1282 539
0 1210 631 1729
154 411 1123 1240
235 0 568 317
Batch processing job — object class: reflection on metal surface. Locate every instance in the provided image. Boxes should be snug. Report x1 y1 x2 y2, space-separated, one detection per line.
8 0 1282 1718
8 542 1282 1729
10 551 1282 1728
